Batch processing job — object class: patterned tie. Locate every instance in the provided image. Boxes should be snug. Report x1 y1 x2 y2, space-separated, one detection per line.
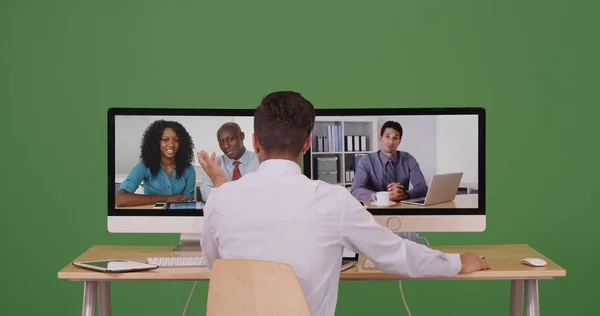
232 160 242 181
384 160 396 187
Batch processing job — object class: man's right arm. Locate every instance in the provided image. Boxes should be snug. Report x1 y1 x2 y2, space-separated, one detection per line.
339 190 462 278
199 156 229 202
405 154 428 199
350 158 376 201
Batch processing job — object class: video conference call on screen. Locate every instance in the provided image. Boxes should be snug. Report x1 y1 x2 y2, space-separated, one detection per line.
110 109 482 213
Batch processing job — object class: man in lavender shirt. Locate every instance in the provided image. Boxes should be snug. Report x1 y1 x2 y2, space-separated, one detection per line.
350 121 428 202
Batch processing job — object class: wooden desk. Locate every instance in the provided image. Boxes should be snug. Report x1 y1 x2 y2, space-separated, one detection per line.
363 193 478 209
58 244 565 316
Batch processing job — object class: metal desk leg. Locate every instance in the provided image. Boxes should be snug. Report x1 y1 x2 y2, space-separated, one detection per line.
98 281 111 316
510 280 523 316
510 280 524 316
525 279 540 316
82 281 98 316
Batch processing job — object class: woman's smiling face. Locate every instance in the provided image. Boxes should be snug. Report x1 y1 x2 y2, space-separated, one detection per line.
160 127 179 159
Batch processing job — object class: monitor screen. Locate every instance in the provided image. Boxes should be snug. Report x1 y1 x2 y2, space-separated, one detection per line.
109 107 484 221
108 108 256 217
303 107 485 216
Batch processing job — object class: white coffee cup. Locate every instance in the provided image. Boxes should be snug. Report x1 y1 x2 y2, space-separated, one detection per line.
372 191 390 205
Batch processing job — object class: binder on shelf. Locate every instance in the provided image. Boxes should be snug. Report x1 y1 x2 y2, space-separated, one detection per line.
328 125 334 152
316 135 323 152
326 126 330 152
360 136 367 151
338 125 342 151
334 126 338 152
344 170 355 182
345 135 353 151
323 136 329 152
334 125 338 152
353 136 360 152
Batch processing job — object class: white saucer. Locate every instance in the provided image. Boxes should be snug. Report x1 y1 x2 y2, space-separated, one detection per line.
372 201 396 207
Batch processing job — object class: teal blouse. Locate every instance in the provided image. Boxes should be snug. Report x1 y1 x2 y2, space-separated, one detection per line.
118 162 196 199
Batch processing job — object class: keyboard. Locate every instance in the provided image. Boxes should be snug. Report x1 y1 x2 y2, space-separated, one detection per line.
401 199 425 206
341 260 356 271
145 256 207 267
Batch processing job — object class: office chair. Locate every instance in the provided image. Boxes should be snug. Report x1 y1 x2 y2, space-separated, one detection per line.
207 259 311 316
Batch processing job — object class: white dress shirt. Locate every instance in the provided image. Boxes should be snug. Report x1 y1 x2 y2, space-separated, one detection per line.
200 149 259 202
201 159 462 316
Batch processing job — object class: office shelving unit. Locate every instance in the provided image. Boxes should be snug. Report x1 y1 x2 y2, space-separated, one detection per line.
308 116 379 187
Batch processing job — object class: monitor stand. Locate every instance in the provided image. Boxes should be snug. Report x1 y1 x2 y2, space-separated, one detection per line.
171 233 202 253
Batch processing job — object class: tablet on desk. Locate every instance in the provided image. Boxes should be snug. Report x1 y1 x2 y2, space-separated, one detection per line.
72 259 158 273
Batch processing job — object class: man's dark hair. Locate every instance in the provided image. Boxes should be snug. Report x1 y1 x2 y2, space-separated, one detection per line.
254 91 315 157
380 121 403 138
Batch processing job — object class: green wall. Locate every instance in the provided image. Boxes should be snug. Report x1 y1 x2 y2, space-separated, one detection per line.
2 0 598 315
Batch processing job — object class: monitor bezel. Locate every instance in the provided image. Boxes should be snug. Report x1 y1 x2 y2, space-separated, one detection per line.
302 107 485 216
108 107 485 218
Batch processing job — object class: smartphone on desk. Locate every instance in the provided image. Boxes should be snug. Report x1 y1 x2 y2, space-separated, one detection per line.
73 259 158 273
154 202 167 209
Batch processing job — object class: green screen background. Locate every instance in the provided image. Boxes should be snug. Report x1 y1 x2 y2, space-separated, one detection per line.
2 1 598 315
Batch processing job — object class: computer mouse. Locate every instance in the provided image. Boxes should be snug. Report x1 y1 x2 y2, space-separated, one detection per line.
520 258 547 267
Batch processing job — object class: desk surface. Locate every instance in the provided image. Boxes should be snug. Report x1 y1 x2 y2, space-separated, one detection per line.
363 194 478 209
116 194 478 210
58 244 565 281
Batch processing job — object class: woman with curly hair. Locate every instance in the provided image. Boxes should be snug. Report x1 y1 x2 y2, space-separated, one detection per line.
116 120 196 207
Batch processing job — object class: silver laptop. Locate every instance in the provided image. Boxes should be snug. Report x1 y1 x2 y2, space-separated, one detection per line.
401 172 463 206
341 248 359 271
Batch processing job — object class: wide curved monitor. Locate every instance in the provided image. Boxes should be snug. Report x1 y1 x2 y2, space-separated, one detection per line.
108 106 485 254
